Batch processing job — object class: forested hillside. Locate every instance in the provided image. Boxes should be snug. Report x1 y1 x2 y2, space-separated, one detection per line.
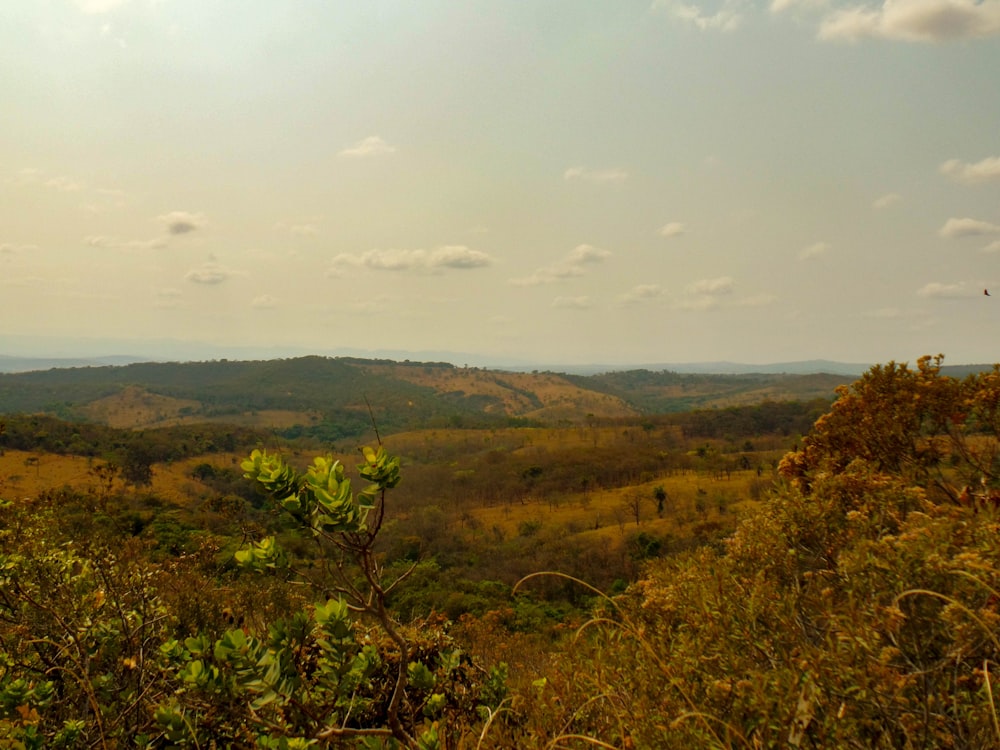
3 356 1000 747
0 356 852 438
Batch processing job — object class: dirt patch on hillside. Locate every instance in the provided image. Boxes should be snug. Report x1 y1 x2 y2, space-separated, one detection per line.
78 386 202 428
367 365 638 419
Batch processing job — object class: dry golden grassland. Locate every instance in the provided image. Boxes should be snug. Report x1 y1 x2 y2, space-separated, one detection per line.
0 421 784 557
384 425 783 548
465 468 763 546
76 385 321 430
367 364 638 419
0 449 219 506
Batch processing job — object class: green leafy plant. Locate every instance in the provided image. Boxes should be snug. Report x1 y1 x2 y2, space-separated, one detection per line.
154 444 494 748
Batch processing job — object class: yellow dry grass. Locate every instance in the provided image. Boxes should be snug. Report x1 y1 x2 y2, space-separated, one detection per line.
76 385 322 430
0 449 237 506
366 364 638 419
78 386 202 428
465 469 761 546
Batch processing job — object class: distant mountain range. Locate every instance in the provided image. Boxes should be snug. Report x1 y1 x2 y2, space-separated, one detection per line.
0 334 878 375
0 350 870 377
0 335 992 378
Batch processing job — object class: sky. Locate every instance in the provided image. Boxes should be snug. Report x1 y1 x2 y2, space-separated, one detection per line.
2 0 999 367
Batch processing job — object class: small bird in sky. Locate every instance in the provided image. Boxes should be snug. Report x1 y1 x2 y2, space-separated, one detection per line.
986 289 991 296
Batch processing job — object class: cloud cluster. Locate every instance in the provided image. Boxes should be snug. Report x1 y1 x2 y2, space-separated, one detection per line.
14 168 84 192
653 0 745 31
185 262 239 285
917 281 978 298
658 222 686 238
332 245 492 273
939 217 1000 239
85 235 167 251
671 276 737 311
686 276 736 295
158 211 207 235
817 0 1000 42
619 284 664 305
873 192 902 209
252 294 278 309
73 0 130 13
339 136 396 158
551 296 593 310
563 166 628 186
940 156 1000 184
509 244 611 286
798 241 830 260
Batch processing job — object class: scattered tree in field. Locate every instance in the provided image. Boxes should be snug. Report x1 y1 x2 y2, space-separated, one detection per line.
653 484 668 515
622 491 644 527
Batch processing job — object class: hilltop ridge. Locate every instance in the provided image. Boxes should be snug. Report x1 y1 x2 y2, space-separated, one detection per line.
0 355 855 435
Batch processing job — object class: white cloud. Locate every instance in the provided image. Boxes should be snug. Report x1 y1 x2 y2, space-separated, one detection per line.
332 246 492 273
873 192 902 208
940 156 1000 184
798 241 830 260
44 176 84 192
619 284 664 305
85 235 167 251
551 296 593 309
819 0 1000 42
686 276 735 295
983 240 1000 254
653 0 745 31
917 281 977 298
431 245 495 269
158 211 207 235
252 294 278 309
13 169 86 192
185 263 237 285
509 245 611 286
658 222 686 238
73 0 131 12
339 136 396 158
939 217 1000 239
673 276 738 310
567 244 613 264
274 221 319 237
563 166 629 185
510 267 583 286
771 0 829 12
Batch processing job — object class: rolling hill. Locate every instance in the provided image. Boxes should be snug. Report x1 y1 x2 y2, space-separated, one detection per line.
0 355 862 434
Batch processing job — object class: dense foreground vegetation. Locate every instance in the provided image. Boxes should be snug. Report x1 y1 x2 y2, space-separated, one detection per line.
3 356 1000 747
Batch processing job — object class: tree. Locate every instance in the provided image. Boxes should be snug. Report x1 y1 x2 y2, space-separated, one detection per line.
652 485 668 516
120 439 155 487
622 491 643 527
779 355 1000 503
155 445 498 748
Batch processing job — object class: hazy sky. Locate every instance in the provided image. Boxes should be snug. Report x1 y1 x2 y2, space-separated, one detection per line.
2 0 999 366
